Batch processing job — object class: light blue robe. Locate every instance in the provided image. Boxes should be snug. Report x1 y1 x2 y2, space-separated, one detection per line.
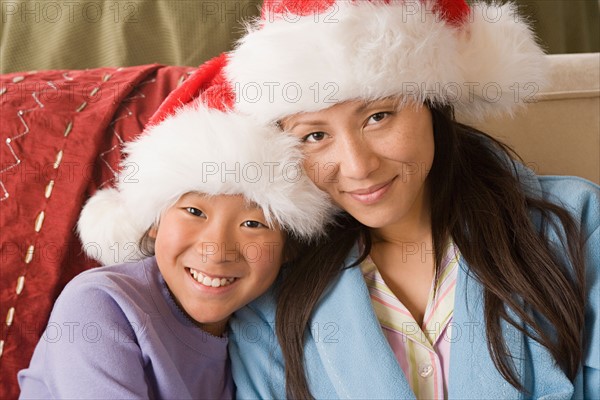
229 175 600 399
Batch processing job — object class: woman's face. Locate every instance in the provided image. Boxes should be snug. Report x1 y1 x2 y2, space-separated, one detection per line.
282 99 434 230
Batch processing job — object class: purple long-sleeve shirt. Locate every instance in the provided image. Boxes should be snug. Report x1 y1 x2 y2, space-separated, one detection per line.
18 257 234 399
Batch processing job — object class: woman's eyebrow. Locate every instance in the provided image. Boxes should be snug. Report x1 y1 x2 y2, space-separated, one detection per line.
359 98 396 111
286 99 395 130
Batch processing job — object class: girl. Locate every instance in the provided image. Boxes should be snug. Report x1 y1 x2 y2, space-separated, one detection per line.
206 0 597 399
17 80 336 399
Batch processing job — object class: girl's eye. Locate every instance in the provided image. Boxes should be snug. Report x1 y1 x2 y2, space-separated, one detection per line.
242 220 266 229
302 132 326 143
367 112 390 125
185 207 205 217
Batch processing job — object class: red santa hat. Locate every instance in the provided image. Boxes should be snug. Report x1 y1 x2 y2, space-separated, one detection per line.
221 0 548 123
77 54 337 265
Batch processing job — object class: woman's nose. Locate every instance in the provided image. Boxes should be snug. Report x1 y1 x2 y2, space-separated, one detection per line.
337 135 380 180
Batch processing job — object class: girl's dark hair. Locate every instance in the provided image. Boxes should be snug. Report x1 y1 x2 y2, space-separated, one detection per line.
276 104 586 399
139 229 156 257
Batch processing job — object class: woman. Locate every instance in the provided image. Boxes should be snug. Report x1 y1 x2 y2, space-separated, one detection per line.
150 0 599 398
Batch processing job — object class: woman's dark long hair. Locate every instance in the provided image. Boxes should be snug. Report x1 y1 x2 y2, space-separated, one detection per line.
276 104 586 399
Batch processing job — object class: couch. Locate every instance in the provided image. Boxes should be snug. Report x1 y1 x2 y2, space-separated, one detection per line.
0 53 598 398
470 52 600 184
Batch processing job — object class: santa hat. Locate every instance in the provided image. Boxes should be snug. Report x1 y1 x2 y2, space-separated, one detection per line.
221 0 548 123
77 54 337 266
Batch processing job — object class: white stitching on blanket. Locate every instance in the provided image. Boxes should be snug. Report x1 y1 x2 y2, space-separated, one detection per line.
0 70 116 361
97 106 132 189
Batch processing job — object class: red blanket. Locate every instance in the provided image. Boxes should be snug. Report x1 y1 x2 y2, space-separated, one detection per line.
0 64 195 398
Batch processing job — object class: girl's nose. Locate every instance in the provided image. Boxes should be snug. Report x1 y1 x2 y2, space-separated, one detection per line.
195 222 239 263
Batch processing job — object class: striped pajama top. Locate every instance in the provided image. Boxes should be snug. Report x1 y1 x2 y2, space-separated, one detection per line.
361 242 460 399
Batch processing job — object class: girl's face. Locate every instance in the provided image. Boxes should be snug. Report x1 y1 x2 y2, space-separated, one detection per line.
282 99 434 230
151 193 285 336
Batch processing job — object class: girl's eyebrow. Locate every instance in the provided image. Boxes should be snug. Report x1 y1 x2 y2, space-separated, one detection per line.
286 119 327 131
243 199 262 210
181 191 205 200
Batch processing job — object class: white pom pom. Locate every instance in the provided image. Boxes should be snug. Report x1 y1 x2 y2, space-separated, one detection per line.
77 188 146 265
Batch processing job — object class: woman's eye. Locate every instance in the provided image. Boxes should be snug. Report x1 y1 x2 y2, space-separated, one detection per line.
242 220 266 229
367 112 390 125
302 132 326 143
185 207 205 217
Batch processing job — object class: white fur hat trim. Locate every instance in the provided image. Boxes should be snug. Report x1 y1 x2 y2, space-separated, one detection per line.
78 103 336 265
225 0 548 123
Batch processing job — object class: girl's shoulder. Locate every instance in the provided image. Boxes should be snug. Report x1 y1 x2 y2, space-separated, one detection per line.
69 257 151 287
62 258 150 298
52 258 157 327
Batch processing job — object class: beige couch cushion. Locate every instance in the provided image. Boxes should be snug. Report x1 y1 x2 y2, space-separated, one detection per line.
467 53 600 184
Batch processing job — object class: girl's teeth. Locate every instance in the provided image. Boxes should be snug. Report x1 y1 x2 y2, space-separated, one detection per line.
188 268 235 288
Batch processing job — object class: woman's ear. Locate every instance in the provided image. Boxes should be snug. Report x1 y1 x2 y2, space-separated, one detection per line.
148 225 158 239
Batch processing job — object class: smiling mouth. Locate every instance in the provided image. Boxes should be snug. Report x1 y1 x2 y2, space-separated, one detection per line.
345 177 396 204
186 268 236 288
